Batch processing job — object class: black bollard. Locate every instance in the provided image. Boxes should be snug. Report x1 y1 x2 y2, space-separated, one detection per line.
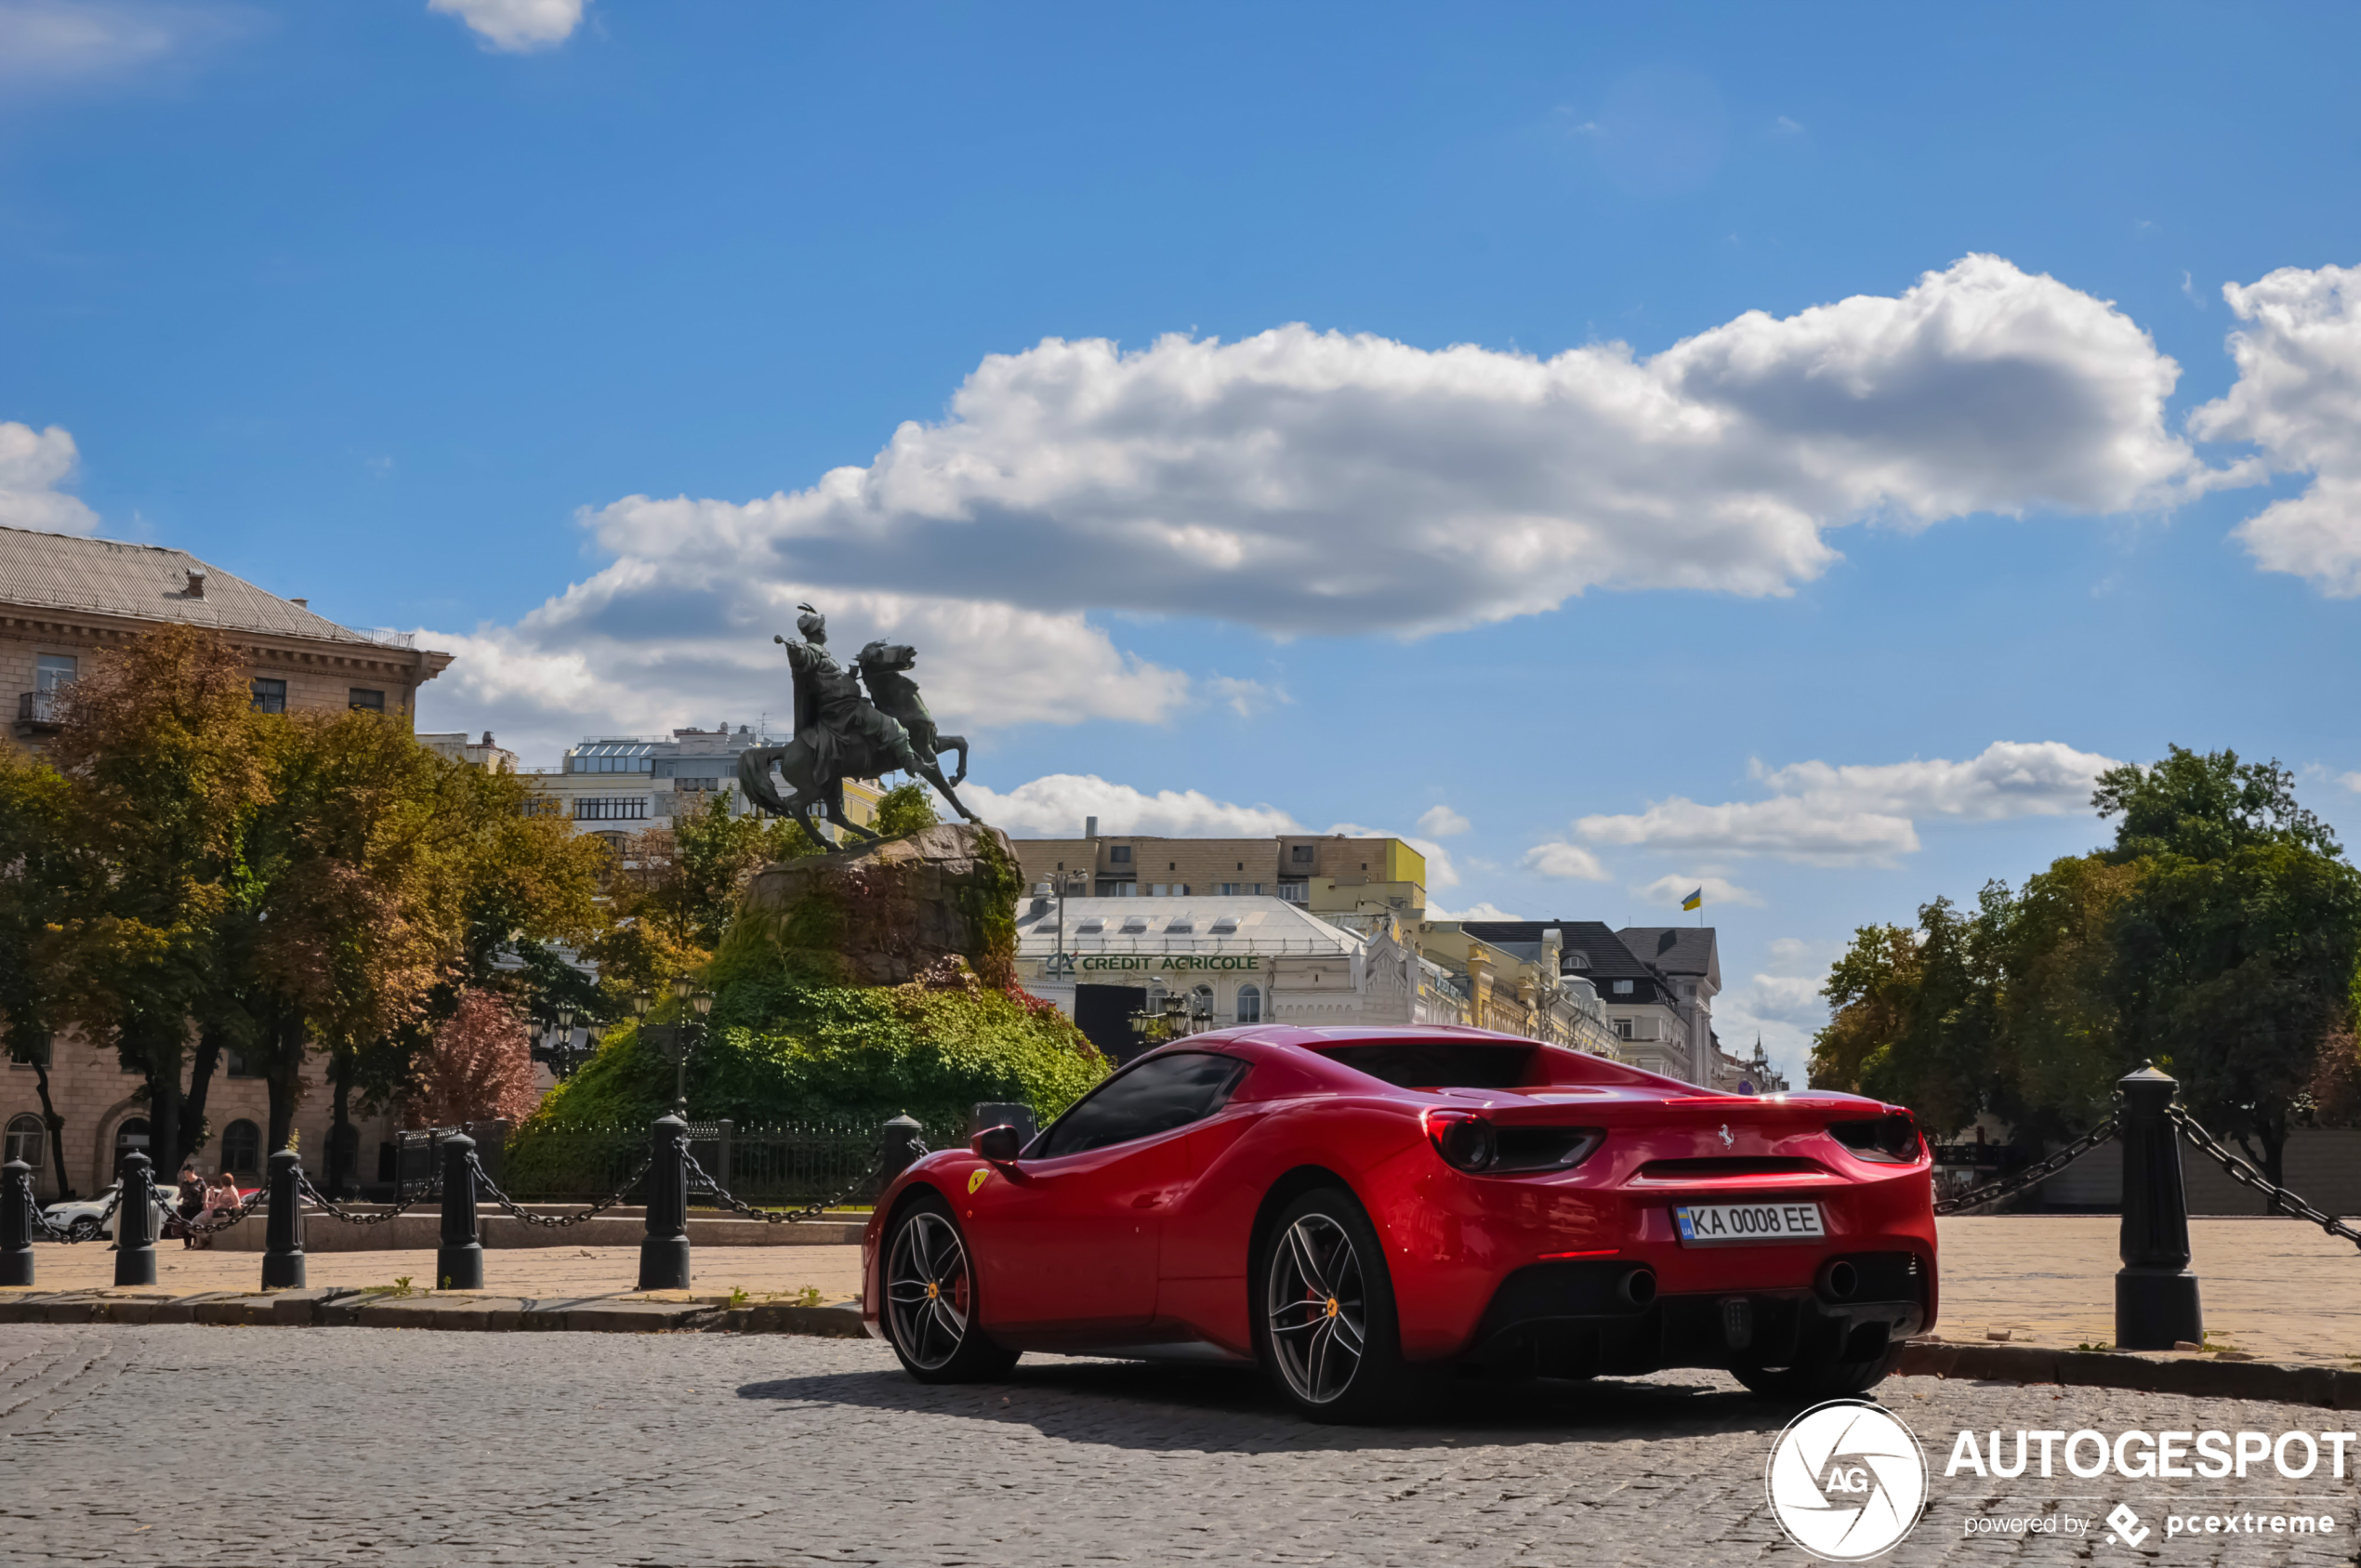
2115 1062 2203 1350
435 1132 483 1291
114 1152 158 1287
637 1113 690 1291
2 1158 33 1287
261 1148 306 1290
876 1112 926 1196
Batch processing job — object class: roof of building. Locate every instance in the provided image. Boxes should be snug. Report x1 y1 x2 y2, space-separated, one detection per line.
1617 927 1721 990
0 523 407 650
1458 919 1661 982
1015 895 1361 955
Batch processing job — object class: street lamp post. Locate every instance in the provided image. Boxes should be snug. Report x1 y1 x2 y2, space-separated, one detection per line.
664 975 714 1117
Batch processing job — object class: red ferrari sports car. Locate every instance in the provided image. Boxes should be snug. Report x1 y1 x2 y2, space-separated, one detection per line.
862 1024 1937 1420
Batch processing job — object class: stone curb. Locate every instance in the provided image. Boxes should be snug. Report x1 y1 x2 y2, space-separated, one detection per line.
1893 1338 2361 1409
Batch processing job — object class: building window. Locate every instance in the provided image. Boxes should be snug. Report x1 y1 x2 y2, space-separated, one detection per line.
574 797 650 822
349 688 385 712
4 1113 44 1168
1109 846 1132 864
1291 845 1315 865
224 1048 258 1078
1615 1018 1634 1040
1277 882 1307 903
1235 985 1261 1024
1612 980 1633 995
1095 878 1136 896
36 652 75 692
7 1033 50 1069
1563 952 1590 970
112 1116 151 1174
220 1119 262 1176
250 678 287 714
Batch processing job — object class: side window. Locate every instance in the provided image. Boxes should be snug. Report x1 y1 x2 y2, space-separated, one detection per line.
1036 1052 1249 1158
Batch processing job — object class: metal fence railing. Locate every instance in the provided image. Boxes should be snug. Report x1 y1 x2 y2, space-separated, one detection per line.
498 1118 965 1207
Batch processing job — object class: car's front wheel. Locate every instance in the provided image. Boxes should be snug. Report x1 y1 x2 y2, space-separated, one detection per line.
1252 1187 1420 1423
65 1217 99 1241
880 1192 1018 1384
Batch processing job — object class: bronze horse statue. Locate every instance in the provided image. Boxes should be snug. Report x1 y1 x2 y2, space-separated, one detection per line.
734 639 978 842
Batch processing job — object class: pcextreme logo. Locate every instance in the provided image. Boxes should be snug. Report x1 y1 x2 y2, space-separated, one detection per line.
1765 1400 1930 1561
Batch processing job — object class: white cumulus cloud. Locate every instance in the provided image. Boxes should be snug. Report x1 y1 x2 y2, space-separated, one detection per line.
2190 263 2361 595
1431 900 1523 921
1575 741 2117 865
429 0 584 52
1417 804 1471 837
580 255 2198 641
1523 841 1611 881
1634 873 1763 908
0 423 99 534
423 584 1190 769
958 775 1299 839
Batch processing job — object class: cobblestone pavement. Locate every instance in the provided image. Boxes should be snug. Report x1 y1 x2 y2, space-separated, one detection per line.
3 1325 2355 1567
18 1244 864 1301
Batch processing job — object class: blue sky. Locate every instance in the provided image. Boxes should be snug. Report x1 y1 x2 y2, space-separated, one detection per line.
7 0 2361 1079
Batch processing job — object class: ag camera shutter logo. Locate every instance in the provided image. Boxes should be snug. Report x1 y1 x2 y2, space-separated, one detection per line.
1765 1400 1929 1561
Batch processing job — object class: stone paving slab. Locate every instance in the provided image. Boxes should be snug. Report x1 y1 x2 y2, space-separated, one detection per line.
7 1240 866 1298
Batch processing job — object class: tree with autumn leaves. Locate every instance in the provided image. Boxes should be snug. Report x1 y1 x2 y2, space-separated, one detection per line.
0 624 606 1191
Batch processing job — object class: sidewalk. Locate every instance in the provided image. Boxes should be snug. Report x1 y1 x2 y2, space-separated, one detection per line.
10 1216 2354 1369
1933 1215 2361 1368
13 1243 864 1302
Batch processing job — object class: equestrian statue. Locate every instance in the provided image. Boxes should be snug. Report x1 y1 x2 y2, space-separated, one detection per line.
735 603 981 843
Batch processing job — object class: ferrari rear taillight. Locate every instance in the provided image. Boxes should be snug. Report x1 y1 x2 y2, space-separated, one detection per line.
1827 1112 1924 1164
1423 1110 1603 1174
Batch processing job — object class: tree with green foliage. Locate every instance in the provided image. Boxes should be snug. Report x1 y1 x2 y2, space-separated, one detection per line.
41 624 273 1179
2096 749 2361 1183
1813 745 2361 1183
0 744 81 1195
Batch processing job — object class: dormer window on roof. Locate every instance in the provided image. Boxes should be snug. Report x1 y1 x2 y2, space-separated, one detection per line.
1165 919 1194 933
1120 916 1150 933
1208 916 1239 933
1075 917 1104 933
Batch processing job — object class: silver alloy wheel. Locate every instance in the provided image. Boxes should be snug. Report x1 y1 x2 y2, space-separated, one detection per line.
1265 1213 1366 1404
885 1211 971 1371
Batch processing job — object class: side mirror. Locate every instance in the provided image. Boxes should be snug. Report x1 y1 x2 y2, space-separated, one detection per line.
970 1124 1022 1164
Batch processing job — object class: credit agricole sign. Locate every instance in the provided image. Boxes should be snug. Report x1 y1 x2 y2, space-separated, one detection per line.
1070 954 1264 972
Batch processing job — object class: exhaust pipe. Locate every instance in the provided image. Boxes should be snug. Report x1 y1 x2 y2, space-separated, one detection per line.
1616 1267 1657 1308
1817 1259 1858 1302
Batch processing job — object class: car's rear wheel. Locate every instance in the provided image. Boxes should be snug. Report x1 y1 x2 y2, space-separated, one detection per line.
881 1193 1018 1384
1253 1187 1419 1423
1731 1344 1900 1400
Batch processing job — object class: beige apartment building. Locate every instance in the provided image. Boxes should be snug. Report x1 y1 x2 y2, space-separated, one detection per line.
1010 827 1428 916
2 522 452 1199
2 523 451 744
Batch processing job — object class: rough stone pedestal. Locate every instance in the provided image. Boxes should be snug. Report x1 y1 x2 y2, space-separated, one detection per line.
741 824 1021 987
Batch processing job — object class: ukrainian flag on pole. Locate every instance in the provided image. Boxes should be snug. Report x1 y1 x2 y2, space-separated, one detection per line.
1681 887 1704 912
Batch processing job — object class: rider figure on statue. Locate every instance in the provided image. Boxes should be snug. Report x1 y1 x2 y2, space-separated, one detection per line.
782 603 920 781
